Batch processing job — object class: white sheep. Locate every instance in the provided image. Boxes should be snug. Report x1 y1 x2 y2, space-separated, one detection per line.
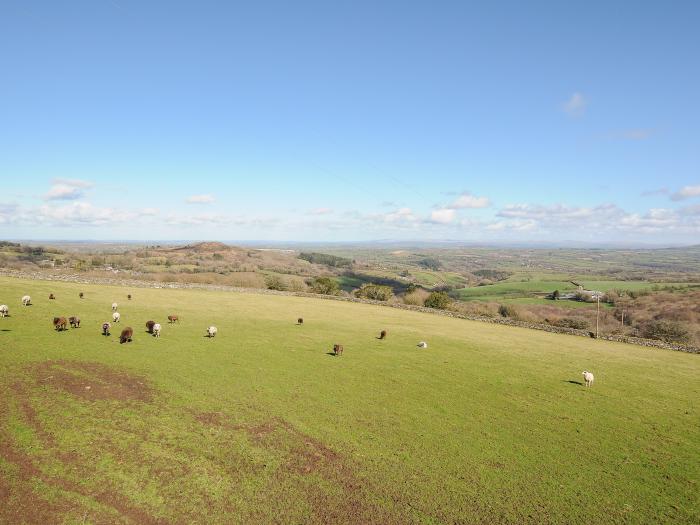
112 302 118 311
113 312 121 323
0 305 8 318
582 371 595 387
153 323 161 337
207 326 217 338
21 295 31 306
417 341 428 348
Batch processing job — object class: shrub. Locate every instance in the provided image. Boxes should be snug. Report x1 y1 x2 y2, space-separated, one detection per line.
354 284 394 301
265 275 287 291
403 288 430 306
498 304 520 319
555 317 589 330
424 291 451 310
639 320 691 344
310 277 340 295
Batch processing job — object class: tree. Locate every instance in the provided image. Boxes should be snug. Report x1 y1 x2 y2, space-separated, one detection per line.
310 277 340 295
424 291 451 310
265 275 286 291
354 284 393 301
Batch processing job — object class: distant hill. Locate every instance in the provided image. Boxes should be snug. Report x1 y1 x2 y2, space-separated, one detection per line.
173 241 237 253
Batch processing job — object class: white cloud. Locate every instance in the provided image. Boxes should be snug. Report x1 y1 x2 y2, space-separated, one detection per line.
430 209 457 224
563 92 587 117
186 194 216 204
44 178 94 201
450 192 490 209
671 185 700 201
310 207 333 215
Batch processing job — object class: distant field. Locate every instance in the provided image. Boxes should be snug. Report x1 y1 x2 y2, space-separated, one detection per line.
0 277 698 523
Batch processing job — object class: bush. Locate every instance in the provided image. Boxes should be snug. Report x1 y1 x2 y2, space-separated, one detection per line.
555 317 589 330
403 288 430 306
498 304 520 319
309 277 340 295
354 284 393 301
265 275 287 291
424 291 451 310
639 320 691 344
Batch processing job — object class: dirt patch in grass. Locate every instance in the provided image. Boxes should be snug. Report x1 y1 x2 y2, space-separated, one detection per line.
29 360 154 403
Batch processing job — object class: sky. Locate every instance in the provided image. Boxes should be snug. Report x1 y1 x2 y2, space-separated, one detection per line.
1 0 699 244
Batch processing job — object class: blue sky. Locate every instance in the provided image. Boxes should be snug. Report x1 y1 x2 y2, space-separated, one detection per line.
1 0 699 243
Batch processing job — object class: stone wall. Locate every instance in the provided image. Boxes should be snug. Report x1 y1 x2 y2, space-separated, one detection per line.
2 269 697 354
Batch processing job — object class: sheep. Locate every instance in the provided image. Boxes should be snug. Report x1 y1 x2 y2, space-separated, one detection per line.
582 371 595 387
168 315 179 323
127 294 132 300
53 317 67 331
119 327 133 344
0 305 8 318
112 302 118 311
102 322 111 336
153 323 161 337
69 316 81 328
379 330 387 340
297 317 304 325
146 320 155 334
207 326 217 338
333 344 344 356
79 292 84 299
49 294 55 300
21 295 31 306
113 312 121 323
417 341 428 348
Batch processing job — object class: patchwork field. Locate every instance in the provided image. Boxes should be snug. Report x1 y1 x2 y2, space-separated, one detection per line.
0 276 698 524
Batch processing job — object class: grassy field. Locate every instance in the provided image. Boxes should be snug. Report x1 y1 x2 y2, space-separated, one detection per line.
0 276 698 524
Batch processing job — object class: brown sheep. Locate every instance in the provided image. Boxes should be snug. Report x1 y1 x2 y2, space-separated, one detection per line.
120 327 133 344
146 320 155 333
69 316 81 328
53 317 67 331
127 294 132 300
168 315 179 323
379 330 387 340
102 322 111 336
297 317 303 325
49 293 55 300
333 344 344 356
79 292 84 299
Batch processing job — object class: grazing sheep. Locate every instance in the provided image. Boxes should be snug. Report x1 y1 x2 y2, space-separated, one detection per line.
102 322 111 336
207 326 217 338
168 315 179 323
153 323 161 337
112 302 118 311
53 317 67 331
69 316 81 328
582 371 595 387
0 305 8 318
113 312 121 323
379 330 387 340
127 294 132 300
79 292 84 299
146 320 155 333
49 294 55 300
333 344 344 356
297 317 304 325
119 327 133 344
21 295 31 306
417 341 428 348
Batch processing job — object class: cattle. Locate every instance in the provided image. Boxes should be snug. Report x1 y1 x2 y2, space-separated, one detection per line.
53 317 67 331
102 322 111 336
69 316 81 328
120 327 133 344
168 315 179 323
333 344 344 356
297 317 304 325
146 320 155 334
49 294 55 300
379 330 387 340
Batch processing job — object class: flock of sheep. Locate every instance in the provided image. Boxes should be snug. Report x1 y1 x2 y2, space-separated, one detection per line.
0 292 595 386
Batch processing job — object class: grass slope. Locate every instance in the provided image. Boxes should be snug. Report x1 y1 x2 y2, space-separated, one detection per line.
0 277 698 524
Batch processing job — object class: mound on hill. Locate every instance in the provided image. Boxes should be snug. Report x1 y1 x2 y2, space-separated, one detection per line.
0 276 698 524
172 241 237 252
